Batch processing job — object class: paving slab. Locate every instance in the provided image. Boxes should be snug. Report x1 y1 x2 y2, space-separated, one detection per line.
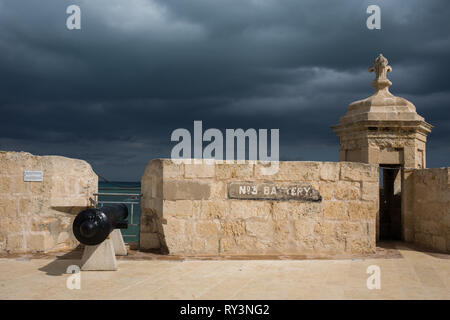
0 243 448 300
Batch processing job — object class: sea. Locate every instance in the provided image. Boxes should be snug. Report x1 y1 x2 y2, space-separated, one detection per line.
98 181 141 244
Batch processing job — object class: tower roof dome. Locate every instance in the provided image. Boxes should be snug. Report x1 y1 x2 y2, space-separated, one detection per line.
332 54 432 169
338 54 425 124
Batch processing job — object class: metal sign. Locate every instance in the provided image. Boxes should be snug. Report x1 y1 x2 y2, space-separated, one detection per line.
227 182 322 202
24 170 43 182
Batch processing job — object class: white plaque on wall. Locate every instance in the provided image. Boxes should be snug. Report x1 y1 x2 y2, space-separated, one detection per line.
24 170 43 182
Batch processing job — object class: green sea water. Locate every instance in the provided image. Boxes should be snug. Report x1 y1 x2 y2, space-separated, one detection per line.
98 181 141 243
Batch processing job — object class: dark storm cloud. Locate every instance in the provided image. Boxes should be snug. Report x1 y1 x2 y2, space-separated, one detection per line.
0 0 449 180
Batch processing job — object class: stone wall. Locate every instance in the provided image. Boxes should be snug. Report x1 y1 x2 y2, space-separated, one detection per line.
140 159 379 255
0 152 98 253
403 168 450 253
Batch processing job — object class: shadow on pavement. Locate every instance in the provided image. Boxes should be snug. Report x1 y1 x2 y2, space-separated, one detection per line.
388 241 450 259
38 247 83 276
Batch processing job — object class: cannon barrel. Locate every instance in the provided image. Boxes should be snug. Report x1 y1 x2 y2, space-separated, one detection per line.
73 204 128 246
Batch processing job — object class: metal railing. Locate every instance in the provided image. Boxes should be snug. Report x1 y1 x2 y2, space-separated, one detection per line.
93 193 142 240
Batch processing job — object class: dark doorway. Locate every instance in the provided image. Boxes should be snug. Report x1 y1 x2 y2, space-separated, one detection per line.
379 165 402 240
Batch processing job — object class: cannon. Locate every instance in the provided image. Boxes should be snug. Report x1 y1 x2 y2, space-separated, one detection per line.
73 204 128 246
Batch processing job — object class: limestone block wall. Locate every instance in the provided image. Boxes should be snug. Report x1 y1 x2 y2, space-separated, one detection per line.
403 168 450 253
0 152 98 253
140 159 379 255
336 128 427 169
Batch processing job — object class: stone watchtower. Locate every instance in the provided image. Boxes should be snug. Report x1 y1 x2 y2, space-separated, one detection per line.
332 54 432 240
332 54 432 169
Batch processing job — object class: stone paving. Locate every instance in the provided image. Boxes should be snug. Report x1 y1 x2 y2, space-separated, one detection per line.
0 243 448 300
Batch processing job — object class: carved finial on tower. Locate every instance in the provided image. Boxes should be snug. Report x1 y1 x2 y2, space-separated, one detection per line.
369 53 392 92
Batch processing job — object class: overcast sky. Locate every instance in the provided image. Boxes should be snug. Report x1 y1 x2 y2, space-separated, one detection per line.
0 0 449 181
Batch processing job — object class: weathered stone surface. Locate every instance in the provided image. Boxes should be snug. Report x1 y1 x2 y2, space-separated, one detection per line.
361 181 379 201
140 209 158 233
334 182 360 200
196 221 220 238
140 159 378 255
255 161 320 181
164 200 195 218
163 161 184 179
403 168 450 253
216 163 253 180
220 221 246 237
200 201 229 219
162 217 184 237
245 220 273 238
313 220 331 236
323 202 348 220
210 181 226 199
432 236 446 252
318 182 334 200
185 163 215 178
271 202 321 220
347 239 375 254
192 237 219 254
0 151 98 253
348 202 376 221
26 232 54 252
294 219 315 239
6 234 24 252
163 180 211 200
320 162 339 181
229 201 271 220
140 232 160 249
335 222 363 240
340 162 378 182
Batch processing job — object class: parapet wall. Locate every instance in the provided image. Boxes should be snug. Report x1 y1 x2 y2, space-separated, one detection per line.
403 167 450 253
0 152 98 253
140 159 379 255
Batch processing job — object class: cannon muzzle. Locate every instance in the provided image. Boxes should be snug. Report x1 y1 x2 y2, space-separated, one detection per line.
73 204 128 246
